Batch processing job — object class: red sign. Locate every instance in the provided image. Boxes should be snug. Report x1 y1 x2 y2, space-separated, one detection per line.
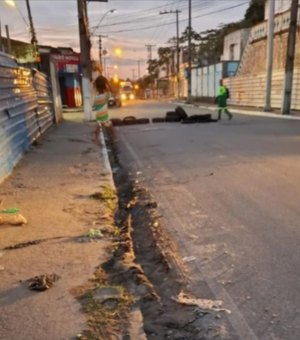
52 54 80 73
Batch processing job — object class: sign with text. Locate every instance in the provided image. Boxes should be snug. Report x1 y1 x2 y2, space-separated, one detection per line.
52 54 80 74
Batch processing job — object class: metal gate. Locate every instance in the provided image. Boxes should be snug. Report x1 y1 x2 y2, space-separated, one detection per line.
0 52 54 183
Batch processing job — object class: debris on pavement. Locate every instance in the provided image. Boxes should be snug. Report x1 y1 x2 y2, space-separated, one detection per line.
4 236 66 250
93 286 122 304
0 213 27 225
0 265 4 271
144 200 158 209
86 228 103 239
27 273 61 291
4 239 43 250
0 208 20 214
182 255 196 263
173 292 231 314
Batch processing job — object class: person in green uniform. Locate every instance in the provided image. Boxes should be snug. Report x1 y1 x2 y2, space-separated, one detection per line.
216 79 232 121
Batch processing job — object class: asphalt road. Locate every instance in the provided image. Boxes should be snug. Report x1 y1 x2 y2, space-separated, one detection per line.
110 99 300 339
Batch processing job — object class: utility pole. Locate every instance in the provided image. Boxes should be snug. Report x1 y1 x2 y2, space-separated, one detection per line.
281 0 299 115
98 34 107 73
160 10 181 99
145 44 155 61
137 59 141 79
187 0 192 103
0 19 3 52
77 0 92 121
264 0 275 112
25 0 37 46
131 68 136 80
99 35 102 70
5 25 11 54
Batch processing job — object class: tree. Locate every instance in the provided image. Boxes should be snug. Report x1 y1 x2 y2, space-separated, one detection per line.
244 0 265 26
157 47 174 76
147 59 160 77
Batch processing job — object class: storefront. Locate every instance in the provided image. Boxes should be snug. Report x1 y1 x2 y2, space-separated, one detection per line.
51 54 82 108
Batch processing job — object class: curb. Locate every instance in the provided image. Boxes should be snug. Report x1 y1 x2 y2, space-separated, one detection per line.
199 105 300 120
99 130 115 188
174 101 300 121
99 129 148 340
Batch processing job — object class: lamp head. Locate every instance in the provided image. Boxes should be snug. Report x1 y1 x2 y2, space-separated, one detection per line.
5 0 16 7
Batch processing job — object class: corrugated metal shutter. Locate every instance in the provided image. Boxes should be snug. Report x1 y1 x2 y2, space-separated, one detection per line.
33 69 54 134
0 53 54 183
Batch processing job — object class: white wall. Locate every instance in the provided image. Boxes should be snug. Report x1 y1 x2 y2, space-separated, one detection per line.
264 0 300 19
222 29 250 61
224 67 300 110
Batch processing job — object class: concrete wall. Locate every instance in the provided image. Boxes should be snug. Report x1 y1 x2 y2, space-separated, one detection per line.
264 0 300 19
238 29 300 76
222 29 250 61
225 68 300 110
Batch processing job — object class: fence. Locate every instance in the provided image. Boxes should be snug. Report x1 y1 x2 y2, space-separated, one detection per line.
0 52 54 183
191 62 239 100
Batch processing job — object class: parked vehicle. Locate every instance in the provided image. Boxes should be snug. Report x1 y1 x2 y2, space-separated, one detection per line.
108 93 122 107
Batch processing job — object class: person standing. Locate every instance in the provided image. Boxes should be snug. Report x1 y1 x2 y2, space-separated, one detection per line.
93 75 112 144
216 79 232 121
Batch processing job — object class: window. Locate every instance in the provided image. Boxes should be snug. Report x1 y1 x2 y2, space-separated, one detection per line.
229 44 236 60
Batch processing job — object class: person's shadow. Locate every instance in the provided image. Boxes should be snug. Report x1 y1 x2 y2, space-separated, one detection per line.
0 283 35 307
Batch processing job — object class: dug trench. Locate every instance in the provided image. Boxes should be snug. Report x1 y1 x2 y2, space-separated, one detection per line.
102 127 234 340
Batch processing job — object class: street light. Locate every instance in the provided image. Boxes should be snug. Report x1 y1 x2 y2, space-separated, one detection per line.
114 47 123 58
5 0 15 7
91 9 116 35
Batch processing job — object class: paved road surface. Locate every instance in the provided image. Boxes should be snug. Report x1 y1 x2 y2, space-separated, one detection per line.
110 99 300 339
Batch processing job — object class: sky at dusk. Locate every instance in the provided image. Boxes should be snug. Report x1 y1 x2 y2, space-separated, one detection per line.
0 0 250 79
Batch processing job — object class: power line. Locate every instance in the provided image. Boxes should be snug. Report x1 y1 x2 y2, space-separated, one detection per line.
103 2 248 34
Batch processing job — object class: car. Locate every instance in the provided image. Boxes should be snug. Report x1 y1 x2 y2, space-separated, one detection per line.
108 94 122 107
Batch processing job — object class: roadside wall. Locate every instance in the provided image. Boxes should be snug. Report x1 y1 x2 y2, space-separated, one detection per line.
225 9 300 110
0 52 55 183
225 68 300 110
191 62 239 101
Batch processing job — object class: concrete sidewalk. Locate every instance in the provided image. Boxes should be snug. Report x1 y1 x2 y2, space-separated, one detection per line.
0 111 120 339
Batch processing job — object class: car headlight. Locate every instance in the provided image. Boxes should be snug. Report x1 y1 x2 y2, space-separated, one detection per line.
129 93 135 100
121 93 126 100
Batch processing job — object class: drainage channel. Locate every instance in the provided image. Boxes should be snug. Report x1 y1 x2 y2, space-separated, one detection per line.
103 127 236 340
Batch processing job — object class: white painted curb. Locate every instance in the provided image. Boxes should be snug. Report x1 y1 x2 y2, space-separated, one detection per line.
99 129 115 188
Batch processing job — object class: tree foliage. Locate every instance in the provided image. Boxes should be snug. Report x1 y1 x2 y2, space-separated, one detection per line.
155 0 265 68
244 0 265 26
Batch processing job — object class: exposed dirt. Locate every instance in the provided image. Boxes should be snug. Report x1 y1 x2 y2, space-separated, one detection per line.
102 127 233 339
